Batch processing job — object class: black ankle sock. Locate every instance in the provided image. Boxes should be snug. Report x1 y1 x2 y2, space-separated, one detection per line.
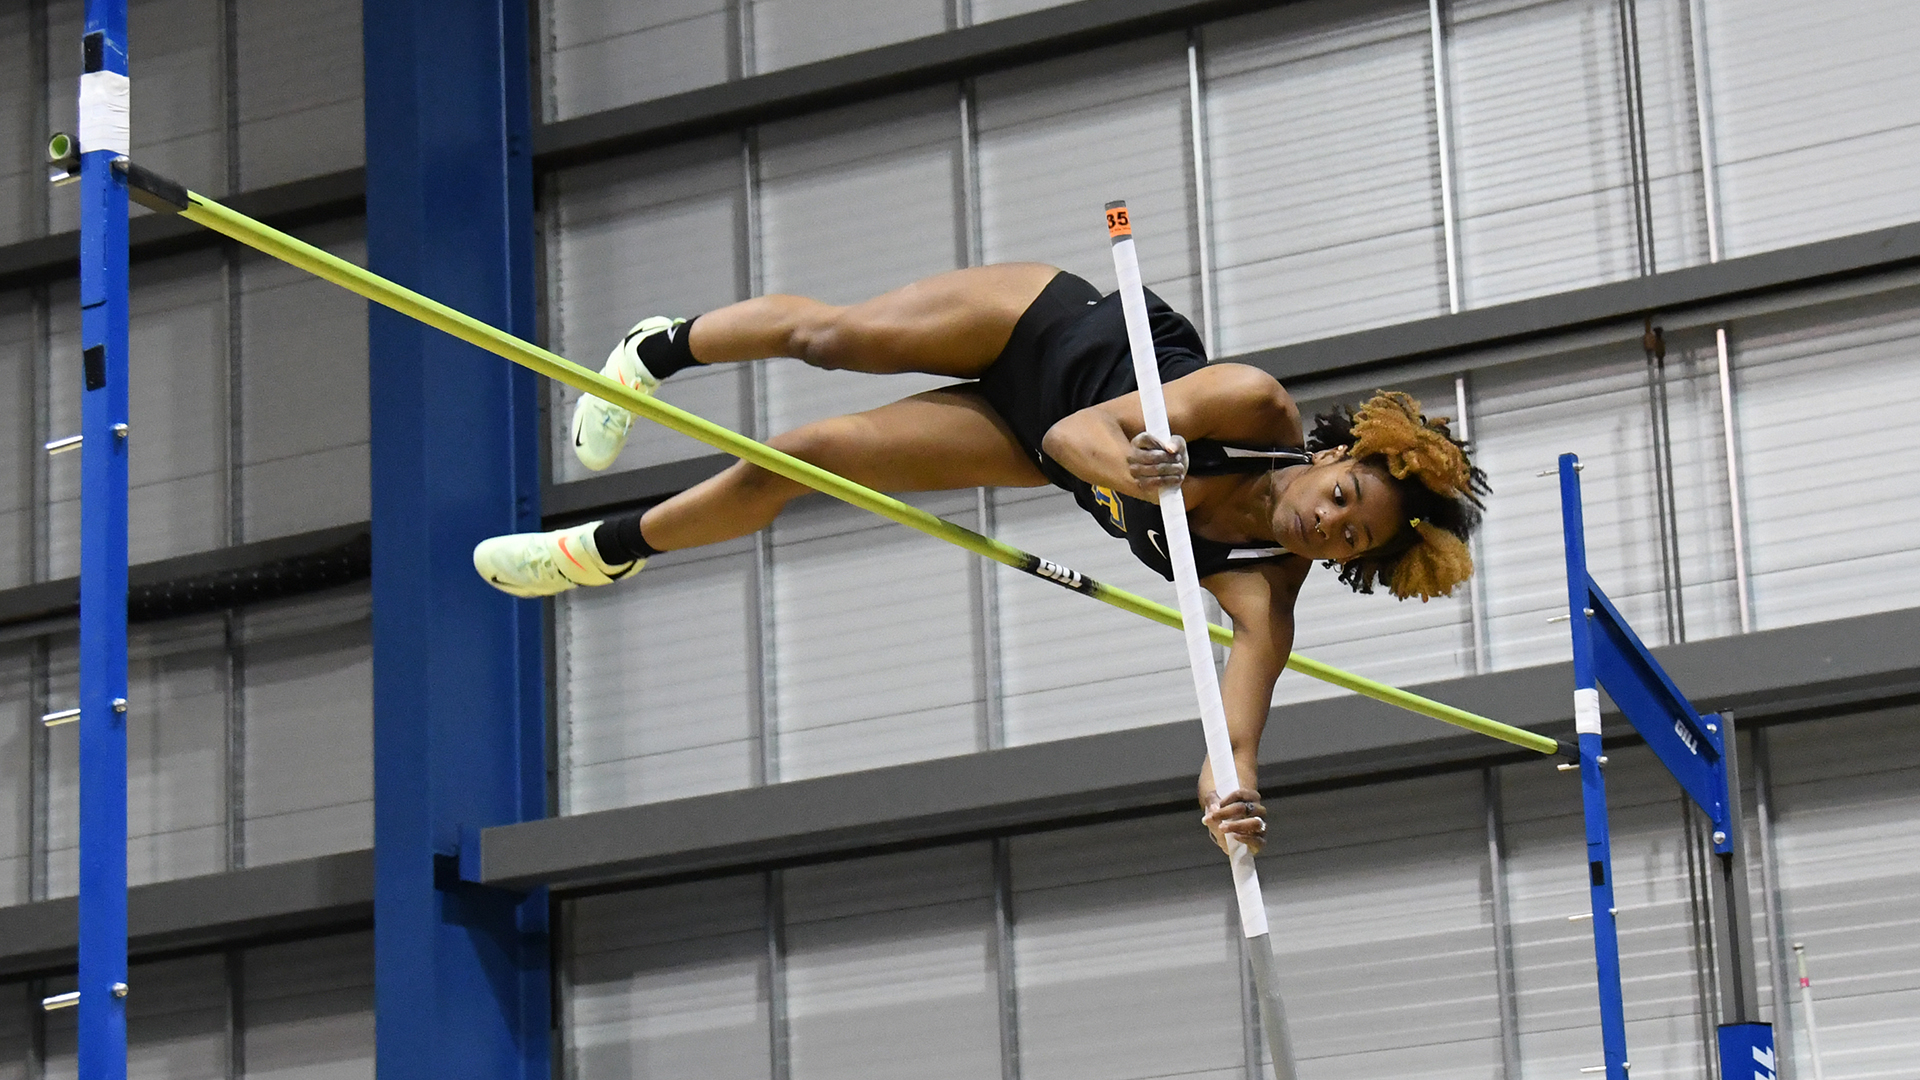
593 513 662 565
635 316 703 380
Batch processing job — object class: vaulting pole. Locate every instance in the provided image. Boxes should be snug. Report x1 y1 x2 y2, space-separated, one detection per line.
114 165 1559 758
1105 200 1297 1080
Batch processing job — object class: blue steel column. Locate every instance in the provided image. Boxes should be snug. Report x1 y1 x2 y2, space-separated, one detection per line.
1560 454 1629 1080
77 5 131 1080
363 1 549 1078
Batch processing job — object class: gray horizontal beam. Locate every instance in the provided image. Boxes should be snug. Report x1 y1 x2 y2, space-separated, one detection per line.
532 0 1279 169
0 522 370 636
479 605 1920 892
0 850 373 979
0 168 364 291
1240 220 1920 385
540 455 733 525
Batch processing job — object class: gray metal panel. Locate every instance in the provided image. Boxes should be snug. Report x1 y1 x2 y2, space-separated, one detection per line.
770 491 983 780
124 0 228 210
1202 0 1448 354
125 617 228 887
564 875 773 1080
234 0 364 189
1470 341 1678 668
123 251 229 567
543 0 735 121
752 0 949 75
534 0 1284 167
482 604 1920 892
0 291 31 590
1008 813 1242 1080
1258 771 1502 1077
756 86 964 432
1701 0 1920 258
1500 744 1715 1076
0 646 28 907
238 220 369 542
0 982 25 1080
975 34 1198 312
240 930 375 1080
1763 704 1920 1077
0 5 40 247
124 953 228 1080
781 845 999 1080
1448 0 1706 307
558 539 759 813
240 588 372 866
1729 285 1920 627
0 850 374 978
545 135 746 484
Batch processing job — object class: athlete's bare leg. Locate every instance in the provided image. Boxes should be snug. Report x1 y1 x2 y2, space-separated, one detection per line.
687 262 1061 377
640 386 1045 551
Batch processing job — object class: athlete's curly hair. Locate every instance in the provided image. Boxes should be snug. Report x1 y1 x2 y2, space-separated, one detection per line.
1306 390 1491 601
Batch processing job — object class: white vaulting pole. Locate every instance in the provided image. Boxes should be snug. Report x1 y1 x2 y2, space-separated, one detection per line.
1106 201 1298 1080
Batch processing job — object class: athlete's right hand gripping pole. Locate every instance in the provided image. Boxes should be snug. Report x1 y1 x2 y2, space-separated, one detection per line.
1108 201 1298 1080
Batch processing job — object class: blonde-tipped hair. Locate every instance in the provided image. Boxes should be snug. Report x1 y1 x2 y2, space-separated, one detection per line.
1308 391 1489 602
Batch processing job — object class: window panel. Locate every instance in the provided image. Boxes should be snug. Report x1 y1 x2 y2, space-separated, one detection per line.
1009 814 1241 1080
770 493 983 781
1449 0 1706 307
1261 772 1502 1079
1204 0 1448 354
1729 287 1920 629
559 540 758 814
1766 706 1920 1078
241 588 371 867
976 36 1199 319
547 136 745 483
750 0 946 75
1501 745 1714 1079
543 0 734 121
782 846 999 1080
236 0 363 189
565 875 772 1080
757 88 964 434
0 290 34 589
240 220 369 542
241 931 375 1080
992 486 1190 747
1702 0 1920 256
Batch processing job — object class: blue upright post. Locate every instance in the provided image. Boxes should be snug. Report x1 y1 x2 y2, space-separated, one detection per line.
76 4 131 1078
1560 454 1630 1080
363 1 549 1078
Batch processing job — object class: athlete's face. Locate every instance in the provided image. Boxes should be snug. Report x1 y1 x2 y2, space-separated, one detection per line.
1271 449 1408 563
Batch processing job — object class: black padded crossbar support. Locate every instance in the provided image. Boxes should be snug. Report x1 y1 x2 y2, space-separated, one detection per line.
114 158 191 214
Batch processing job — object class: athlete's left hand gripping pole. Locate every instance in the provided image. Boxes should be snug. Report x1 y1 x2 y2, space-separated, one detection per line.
72 7 133 1080
1107 202 1298 1080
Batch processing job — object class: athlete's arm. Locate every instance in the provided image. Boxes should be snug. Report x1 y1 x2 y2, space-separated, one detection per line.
1040 363 1300 498
1196 559 1307 854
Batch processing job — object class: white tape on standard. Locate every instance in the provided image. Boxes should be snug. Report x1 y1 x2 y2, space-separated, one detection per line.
79 71 132 157
1575 687 1602 736
1109 225 1269 939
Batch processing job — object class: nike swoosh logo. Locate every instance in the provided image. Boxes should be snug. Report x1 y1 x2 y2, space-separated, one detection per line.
1148 529 1166 561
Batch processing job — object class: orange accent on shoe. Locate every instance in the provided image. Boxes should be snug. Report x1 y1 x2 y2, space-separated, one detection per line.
557 536 589 572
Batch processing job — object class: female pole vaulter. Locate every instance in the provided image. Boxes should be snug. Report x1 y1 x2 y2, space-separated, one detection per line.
473 264 1490 853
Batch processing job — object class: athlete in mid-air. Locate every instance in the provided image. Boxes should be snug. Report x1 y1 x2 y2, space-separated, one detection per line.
473 264 1489 854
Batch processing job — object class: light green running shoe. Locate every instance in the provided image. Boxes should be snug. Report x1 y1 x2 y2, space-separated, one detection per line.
569 316 682 471
472 520 641 598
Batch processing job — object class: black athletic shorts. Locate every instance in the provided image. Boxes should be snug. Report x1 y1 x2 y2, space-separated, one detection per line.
973 270 1209 491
